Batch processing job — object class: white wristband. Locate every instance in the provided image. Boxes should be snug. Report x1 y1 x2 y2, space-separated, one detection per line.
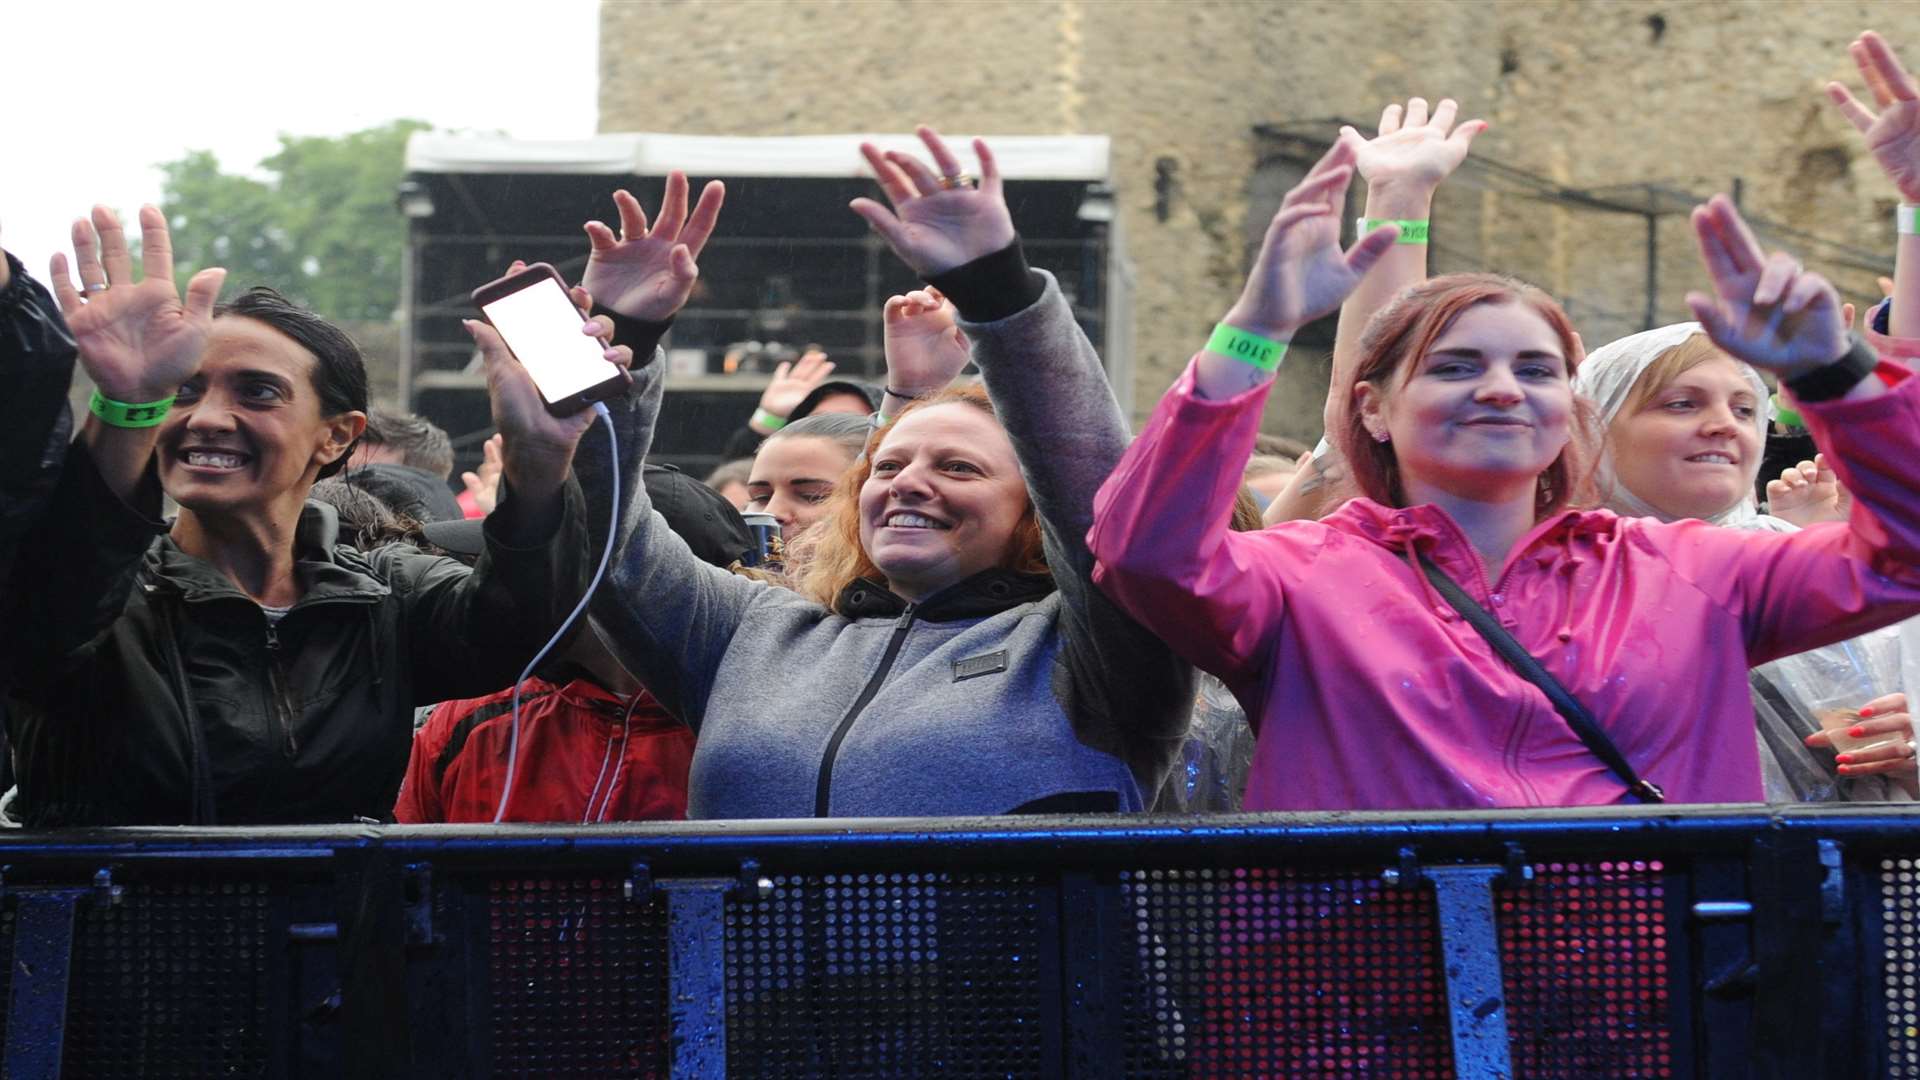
1901 204 1918 236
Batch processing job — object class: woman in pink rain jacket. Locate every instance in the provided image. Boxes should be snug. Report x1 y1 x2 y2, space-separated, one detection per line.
1088 138 1920 812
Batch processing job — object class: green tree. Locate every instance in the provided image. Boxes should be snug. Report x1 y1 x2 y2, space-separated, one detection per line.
159 119 430 323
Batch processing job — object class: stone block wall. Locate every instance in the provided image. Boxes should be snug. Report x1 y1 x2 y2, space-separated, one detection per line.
602 0 1919 438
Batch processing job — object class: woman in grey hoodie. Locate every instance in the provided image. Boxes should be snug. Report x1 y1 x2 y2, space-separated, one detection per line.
556 135 1193 818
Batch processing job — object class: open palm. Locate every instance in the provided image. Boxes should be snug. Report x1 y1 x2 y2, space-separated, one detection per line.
1225 139 1399 339
850 127 1016 277
51 206 223 400
581 173 725 322
1347 97 1486 190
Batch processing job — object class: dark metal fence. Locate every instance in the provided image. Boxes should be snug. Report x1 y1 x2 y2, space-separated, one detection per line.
0 805 1915 1078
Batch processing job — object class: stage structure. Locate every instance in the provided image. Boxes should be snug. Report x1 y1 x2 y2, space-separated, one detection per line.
397 133 1129 477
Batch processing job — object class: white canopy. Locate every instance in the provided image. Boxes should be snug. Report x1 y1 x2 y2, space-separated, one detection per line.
404 132 1111 182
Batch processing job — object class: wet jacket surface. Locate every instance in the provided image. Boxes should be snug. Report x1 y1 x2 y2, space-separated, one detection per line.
0 253 76 632
395 674 695 823
577 271 1192 819
1089 355 1920 811
5 445 591 826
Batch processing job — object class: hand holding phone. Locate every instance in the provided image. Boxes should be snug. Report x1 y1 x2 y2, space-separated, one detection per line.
471 263 630 416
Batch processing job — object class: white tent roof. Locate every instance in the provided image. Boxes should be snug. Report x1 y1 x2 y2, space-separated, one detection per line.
404 132 1111 182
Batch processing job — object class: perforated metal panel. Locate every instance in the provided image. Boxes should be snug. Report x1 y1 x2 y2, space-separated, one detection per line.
1498 860 1673 1078
725 871 1047 1078
1121 866 1455 1078
1884 857 1920 1077
488 876 669 1078
63 878 272 1077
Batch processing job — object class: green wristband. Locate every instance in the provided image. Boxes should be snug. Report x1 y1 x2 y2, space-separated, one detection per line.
89 389 175 429
751 407 788 432
1770 393 1804 430
1358 217 1430 245
1206 323 1288 372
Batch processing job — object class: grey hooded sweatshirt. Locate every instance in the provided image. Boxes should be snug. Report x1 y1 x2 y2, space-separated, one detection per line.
578 268 1192 818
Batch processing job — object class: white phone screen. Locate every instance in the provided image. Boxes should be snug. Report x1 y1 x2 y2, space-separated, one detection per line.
480 277 614 403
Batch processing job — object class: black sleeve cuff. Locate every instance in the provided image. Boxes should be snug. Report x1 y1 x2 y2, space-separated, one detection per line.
925 239 1046 324
1785 335 1879 403
591 303 672 365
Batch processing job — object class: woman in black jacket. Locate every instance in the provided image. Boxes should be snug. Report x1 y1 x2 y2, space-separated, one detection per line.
4 205 603 825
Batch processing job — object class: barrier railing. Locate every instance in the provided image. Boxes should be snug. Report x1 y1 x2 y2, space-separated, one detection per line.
0 804 1914 1078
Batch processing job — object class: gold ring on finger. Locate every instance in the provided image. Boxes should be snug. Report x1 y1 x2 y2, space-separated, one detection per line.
939 172 978 191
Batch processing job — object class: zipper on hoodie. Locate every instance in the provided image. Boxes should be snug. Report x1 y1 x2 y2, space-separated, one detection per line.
814 605 917 816
263 619 301 757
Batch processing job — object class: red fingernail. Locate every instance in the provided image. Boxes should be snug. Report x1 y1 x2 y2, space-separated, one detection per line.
1838 764 1854 774
1849 726 1868 738
1836 753 1855 764
1861 706 1877 717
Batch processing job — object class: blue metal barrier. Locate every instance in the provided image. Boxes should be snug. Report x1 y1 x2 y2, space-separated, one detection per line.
0 804 1913 1078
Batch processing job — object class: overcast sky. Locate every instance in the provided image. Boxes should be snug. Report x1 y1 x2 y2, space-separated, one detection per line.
2 0 600 288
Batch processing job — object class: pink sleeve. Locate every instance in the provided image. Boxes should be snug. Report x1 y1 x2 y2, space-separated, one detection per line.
1088 357 1288 683
1655 362 1920 662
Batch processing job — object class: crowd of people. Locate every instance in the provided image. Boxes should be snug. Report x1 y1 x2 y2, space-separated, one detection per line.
1 31 1918 827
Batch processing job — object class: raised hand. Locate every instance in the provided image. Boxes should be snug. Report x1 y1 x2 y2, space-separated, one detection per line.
50 205 225 402
1766 453 1851 526
850 126 1016 277
581 172 725 322
883 287 970 401
1342 97 1487 195
1685 195 1849 379
461 433 505 516
754 350 837 431
1828 32 1920 203
1222 139 1399 342
461 295 632 497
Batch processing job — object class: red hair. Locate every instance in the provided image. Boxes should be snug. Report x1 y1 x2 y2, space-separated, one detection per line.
1334 273 1602 517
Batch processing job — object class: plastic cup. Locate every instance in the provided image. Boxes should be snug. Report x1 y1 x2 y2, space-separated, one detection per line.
1816 701 1905 756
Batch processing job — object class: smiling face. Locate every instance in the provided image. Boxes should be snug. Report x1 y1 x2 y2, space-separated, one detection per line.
1357 299 1575 507
158 315 363 522
856 402 1029 602
1607 353 1763 520
747 435 858 542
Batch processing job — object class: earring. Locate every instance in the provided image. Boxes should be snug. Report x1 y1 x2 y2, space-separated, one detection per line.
1372 429 1391 444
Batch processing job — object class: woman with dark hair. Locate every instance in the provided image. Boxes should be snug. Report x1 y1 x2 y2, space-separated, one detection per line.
745 412 872 545
4 206 599 825
1088 138 1920 811
567 150 1191 818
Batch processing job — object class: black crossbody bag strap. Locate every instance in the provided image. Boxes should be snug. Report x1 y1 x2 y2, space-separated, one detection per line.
1414 552 1666 804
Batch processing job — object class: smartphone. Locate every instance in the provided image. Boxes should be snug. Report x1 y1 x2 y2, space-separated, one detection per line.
470 263 630 416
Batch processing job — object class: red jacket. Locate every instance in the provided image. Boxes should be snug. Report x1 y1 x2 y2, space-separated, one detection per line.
395 675 694 823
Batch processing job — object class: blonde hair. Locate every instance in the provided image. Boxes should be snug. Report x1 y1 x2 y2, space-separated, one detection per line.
1616 332 1726 419
796 385 1047 611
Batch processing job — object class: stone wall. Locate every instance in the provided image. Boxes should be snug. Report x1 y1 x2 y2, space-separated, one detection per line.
601 0 1920 438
